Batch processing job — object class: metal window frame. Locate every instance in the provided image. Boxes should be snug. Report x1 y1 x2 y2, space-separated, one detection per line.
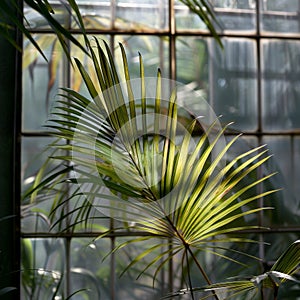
20 0 300 299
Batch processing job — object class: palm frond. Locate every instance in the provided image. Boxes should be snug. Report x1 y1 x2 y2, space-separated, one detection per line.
25 38 277 299
1 0 89 62
179 0 223 48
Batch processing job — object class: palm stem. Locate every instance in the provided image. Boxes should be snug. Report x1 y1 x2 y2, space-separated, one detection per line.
160 212 219 300
186 246 220 300
185 249 195 300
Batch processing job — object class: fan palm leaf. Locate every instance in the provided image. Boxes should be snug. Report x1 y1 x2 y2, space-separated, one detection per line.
27 38 277 299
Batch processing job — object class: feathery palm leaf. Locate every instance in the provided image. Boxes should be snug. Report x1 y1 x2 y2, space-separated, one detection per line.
179 0 223 48
1 0 89 62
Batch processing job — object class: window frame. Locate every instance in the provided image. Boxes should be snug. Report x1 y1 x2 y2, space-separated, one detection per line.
18 0 300 299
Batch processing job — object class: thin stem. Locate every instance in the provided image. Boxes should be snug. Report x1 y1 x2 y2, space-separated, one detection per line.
185 248 195 300
186 246 220 300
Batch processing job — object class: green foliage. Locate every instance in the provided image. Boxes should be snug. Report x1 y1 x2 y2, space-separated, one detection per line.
2 1 298 299
164 240 300 299
25 37 281 299
0 0 89 62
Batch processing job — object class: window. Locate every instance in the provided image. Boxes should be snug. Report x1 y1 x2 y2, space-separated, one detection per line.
20 1 300 299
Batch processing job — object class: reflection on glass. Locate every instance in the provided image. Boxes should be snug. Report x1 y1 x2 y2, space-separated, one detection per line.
21 137 54 190
211 0 256 8
261 0 300 34
25 1 170 31
262 40 300 131
175 1 208 30
176 36 210 126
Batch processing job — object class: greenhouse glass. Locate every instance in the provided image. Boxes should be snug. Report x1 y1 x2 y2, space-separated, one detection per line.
20 1 300 299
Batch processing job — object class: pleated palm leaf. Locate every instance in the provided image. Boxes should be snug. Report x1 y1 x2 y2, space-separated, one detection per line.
31 39 277 299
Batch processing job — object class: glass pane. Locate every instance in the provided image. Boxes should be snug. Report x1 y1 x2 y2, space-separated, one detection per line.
116 35 170 79
210 38 257 131
262 136 300 226
21 137 68 233
21 238 66 300
76 0 112 30
176 0 256 32
115 0 169 31
262 40 300 131
21 137 56 233
70 35 110 97
176 36 214 126
114 237 166 299
21 137 54 192
294 137 300 199
260 0 300 34
175 1 209 31
177 37 257 131
24 2 70 30
22 34 64 132
70 238 111 299
176 37 208 88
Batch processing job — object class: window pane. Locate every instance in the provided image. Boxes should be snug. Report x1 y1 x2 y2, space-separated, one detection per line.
175 1 209 30
21 238 66 299
262 136 300 226
262 40 300 131
24 3 70 30
75 0 112 30
21 137 54 192
114 237 167 298
22 34 64 132
261 0 300 34
210 38 257 131
117 35 170 78
176 0 256 32
115 0 168 31
21 137 60 233
177 37 257 131
70 238 111 299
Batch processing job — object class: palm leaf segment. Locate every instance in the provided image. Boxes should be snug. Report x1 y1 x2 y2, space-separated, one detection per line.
48 39 276 287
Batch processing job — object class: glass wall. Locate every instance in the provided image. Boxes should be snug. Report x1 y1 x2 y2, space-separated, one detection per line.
21 1 300 299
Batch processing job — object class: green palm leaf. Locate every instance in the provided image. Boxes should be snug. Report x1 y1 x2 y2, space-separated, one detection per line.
1 0 89 62
179 0 223 48
26 38 277 300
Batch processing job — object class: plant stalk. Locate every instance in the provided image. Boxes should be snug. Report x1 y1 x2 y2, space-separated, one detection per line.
186 246 220 300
